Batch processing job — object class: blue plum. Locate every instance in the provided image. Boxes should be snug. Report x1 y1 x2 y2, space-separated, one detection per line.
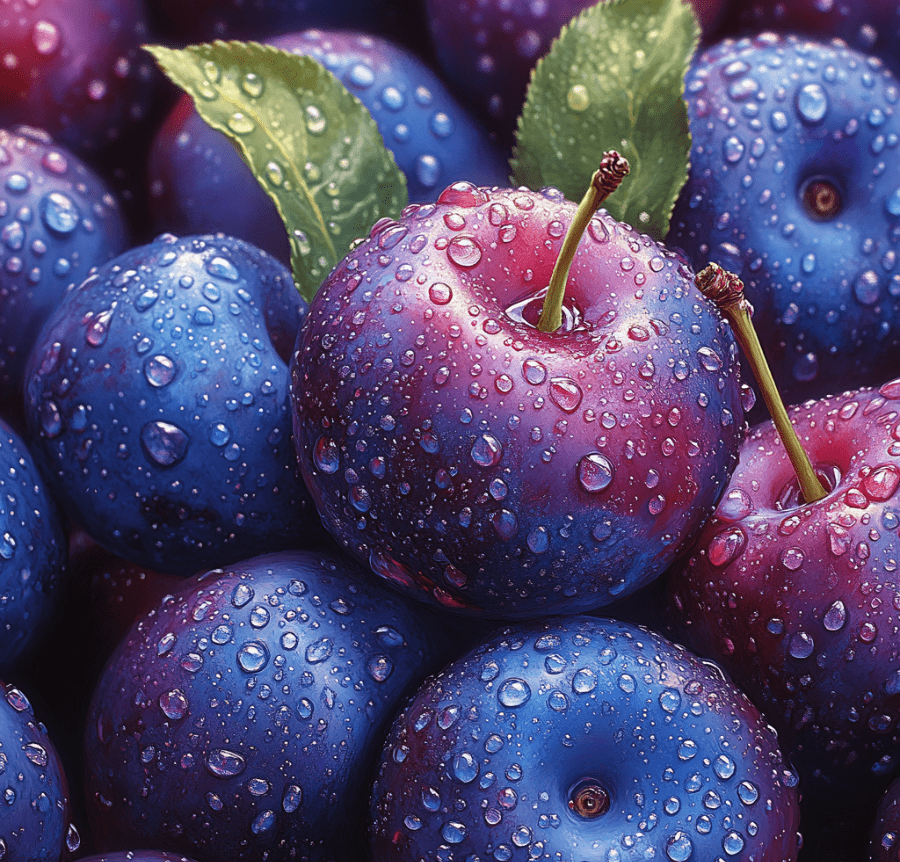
23 232 319 576
669 33 900 407
0 416 67 676
0 681 79 860
370 616 802 861
83 549 452 862
0 126 128 416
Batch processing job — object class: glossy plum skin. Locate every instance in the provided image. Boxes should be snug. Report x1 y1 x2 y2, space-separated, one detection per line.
370 616 801 862
0 681 78 861
0 127 129 414
425 0 728 142
0 0 156 158
148 30 508 262
669 34 900 408
23 233 319 577
83 550 450 862
668 378 900 802
0 417 67 677
291 181 744 619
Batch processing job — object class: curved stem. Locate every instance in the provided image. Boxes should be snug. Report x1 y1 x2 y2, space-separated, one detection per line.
696 263 827 505
537 151 629 333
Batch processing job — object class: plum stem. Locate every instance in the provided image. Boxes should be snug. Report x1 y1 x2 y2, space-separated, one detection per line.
537 151 629 333
696 263 827 505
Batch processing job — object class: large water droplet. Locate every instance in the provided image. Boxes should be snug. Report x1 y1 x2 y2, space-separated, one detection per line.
666 831 694 862
453 752 479 783
497 678 531 708
708 527 746 567
206 748 246 778
40 191 80 236
578 453 614 493
141 420 189 466
306 638 333 664
144 354 177 388
796 82 828 122
471 433 503 467
823 599 847 631
159 689 189 720
549 377 582 412
237 640 270 673
446 235 483 267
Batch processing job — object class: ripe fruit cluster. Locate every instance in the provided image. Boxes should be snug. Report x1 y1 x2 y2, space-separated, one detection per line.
3 2 900 862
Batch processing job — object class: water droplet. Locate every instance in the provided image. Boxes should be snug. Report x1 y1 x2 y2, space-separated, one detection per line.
471 433 503 467
549 377 582 412
659 689 682 714
32 19 60 54
228 112 255 134
314 436 340 473
789 631 815 659
722 830 745 856
367 655 393 682
159 689 189 720
737 780 759 805
666 831 694 861
306 638 333 664
572 668 597 693
780 547 804 571
796 82 828 122
23 743 48 767
241 72 264 97
206 748 246 778
823 599 847 631
453 752 479 783
708 527 746 567
567 83 590 111
865 465 900 501
283 784 302 813
719 489 752 521
447 235 483 267
523 358 547 385
144 354 177 388
854 270 881 305
236 640 270 673
251 810 276 834
578 453 614 493
40 191 79 236
86 308 113 347
140 420 189 466
497 678 531 708
713 753 736 779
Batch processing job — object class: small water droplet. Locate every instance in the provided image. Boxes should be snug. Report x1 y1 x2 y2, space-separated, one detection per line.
227 112 255 134
140 420 189 466
796 82 828 122
823 599 847 631
578 452 614 493
447 235 483 267
567 83 590 111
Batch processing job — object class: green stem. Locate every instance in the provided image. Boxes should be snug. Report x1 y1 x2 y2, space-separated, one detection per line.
537 151 629 333
696 263 827 505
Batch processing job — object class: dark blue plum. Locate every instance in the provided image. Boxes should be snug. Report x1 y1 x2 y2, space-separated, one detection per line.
0 0 157 159
0 127 128 416
370 616 802 862
669 34 900 407
0 417 67 676
0 681 79 860
148 30 508 257
83 549 452 862
23 233 319 577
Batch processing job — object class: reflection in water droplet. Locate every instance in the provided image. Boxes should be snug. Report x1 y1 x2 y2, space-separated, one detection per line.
206 748 246 778
237 640 270 673
497 678 531 708
578 453 614 493
140 420 190 466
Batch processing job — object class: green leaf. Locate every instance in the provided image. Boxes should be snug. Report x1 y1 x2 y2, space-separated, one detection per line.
146 41 408 302
510 0 698 241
